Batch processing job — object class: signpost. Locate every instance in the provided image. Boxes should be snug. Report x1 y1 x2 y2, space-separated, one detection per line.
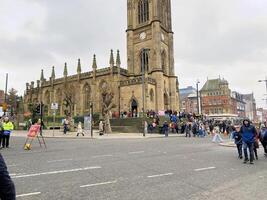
51 103 58 136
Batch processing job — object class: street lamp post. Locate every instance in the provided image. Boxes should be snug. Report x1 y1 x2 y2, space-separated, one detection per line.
196 80 200 115
141 48 149 137
258 77 267 106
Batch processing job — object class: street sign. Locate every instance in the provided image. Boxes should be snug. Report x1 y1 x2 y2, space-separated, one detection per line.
51 102 58 110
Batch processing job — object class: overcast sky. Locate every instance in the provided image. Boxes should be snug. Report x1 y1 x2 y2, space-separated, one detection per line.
0 0 266 108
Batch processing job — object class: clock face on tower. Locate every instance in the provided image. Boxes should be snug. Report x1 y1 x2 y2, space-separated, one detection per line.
139 32 146 40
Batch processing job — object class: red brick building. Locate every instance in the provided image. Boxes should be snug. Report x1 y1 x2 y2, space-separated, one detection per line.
0 90 5 105
200 78 233 115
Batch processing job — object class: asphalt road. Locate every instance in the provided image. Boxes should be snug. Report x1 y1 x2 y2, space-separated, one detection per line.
1 136 267 200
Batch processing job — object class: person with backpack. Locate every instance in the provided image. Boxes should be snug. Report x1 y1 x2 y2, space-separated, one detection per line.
240 119 257 164
232 125 243 159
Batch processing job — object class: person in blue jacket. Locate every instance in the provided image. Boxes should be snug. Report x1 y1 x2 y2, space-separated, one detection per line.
232 125 243 159
240 119 257 164
0 153 16 200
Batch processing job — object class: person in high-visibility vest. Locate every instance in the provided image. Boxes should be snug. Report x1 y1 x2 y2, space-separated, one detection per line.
2 117 14 148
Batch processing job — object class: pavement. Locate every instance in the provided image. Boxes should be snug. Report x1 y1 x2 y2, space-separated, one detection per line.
1 136 267 200
11 129 186 139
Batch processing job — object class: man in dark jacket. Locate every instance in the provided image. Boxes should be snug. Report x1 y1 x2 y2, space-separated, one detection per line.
259 122 267 156
0 153 16 200
240 119 257 164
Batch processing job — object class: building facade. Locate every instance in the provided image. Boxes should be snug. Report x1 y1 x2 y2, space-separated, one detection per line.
24 0 180 116
231 91 246 118
243 93 257 121
179 86 198 113
0 90 4 105
200 78 232 115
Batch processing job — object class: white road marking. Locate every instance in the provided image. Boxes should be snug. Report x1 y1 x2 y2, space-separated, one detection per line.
92 154 113 158
194 167 216 172
80 180 117 188
47 159 73 163
8 164 17 167
11 166 101 179
129 151 145 154
16 192 41 198
147 173 173 178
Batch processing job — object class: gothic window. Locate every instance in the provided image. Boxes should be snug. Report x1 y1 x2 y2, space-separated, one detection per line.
150 89 154 102
83 84 91 111
138 0 149 24
140 49 149 72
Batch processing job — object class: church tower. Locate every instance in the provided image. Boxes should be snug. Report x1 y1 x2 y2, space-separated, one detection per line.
127 0 179 111
127 0 174 76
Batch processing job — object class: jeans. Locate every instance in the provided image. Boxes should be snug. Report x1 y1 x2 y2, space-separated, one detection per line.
261 141 267 154
236 144 242 158
243 142 254 162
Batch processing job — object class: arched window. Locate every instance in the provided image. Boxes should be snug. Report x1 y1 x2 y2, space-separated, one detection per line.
138 0 149 24
150 89 154 102
140 49 149 72
83 84 91 111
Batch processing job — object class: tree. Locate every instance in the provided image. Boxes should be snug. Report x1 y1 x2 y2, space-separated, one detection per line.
7 88 19 115
62 84 76 117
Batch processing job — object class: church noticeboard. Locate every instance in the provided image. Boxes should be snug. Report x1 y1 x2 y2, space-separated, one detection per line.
84 115 92 132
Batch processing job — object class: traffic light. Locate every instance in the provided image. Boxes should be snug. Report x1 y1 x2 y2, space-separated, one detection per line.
2 103 8 112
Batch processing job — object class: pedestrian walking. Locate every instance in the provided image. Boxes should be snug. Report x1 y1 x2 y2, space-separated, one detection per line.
76 122 85 136
63 118 69 135
232 125 243 159
0 153 16 200
240 119 257 164
185 122 192 138
99 120 104 136
212 126 224 143
2 117 14 148
162 121 169 137
259 122 267 156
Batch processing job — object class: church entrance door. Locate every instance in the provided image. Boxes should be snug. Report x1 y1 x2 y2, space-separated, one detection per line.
131 99 138 117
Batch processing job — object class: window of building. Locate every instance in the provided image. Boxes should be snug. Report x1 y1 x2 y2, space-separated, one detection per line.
140 49 149 72
138 0 149 24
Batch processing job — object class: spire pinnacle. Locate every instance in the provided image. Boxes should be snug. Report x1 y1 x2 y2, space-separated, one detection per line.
64 62 68 77
109 49 114 67
51 66 55 79
40 69 44 81
77 58 82 73
116 50 121 67
92 54 97 69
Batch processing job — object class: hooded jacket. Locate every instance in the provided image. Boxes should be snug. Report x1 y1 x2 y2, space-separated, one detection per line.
240 120 257 143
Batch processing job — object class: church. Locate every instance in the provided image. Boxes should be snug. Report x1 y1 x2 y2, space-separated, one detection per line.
24 0 180 116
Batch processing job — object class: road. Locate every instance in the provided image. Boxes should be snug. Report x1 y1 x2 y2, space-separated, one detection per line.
1 136 267 200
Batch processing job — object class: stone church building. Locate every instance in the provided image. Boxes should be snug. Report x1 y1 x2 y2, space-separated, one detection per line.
24 0 180 116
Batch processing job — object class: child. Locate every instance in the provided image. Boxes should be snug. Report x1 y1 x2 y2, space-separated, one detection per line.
232 125 243 159
76 122 84 136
